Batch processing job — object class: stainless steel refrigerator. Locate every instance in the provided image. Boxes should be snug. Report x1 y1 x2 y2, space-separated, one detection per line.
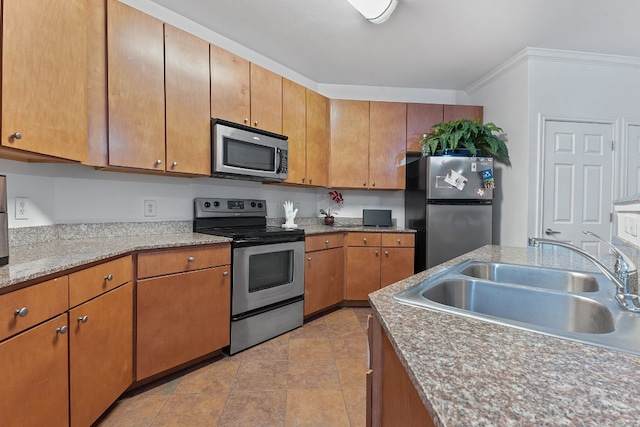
405 153 493 272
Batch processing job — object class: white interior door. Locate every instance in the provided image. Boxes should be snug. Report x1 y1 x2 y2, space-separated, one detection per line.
542 120 614 255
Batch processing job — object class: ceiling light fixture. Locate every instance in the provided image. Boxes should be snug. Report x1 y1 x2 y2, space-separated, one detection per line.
346 0 398 24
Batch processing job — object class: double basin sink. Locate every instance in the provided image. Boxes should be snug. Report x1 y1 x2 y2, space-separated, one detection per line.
394 260 640 355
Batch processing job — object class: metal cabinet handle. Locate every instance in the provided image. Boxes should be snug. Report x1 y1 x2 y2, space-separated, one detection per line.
104 274 113 281
223 271 229 276
10 132 22 140
363 238 367 243
545 228 561 235
254 120 259 126
244 118 249 124
309 178 313 184
172 161 178 167
375 250 379 255
14 307 28 317
372 182 376 187
188 257 194 262
397 239 401 244
77 316 88 324
385 251 389 256
302 177 306 183
156 159 162 165
307 257 312 261
56 326 68 334
325 240 329 245
363 182 366 186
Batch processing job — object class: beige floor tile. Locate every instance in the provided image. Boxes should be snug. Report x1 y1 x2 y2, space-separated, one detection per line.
343 388 367 427
289 338 333 360
335 358 368 389
174 358 240 394
288 319 330 340
94 394 169 427
323 308 360 324
219 390 287 427
232 359 288 391
326 321 368 340
285 389 350 427
287 359 341 389
331 337 368 360
151 393 228 427
235 334 290 361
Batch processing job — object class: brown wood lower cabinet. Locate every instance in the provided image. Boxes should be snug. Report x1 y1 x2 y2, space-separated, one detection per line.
304 234 345 316
69 283 133 427
0 314 70 427
345 233 415 301
136 266 231 380
368 315 434 427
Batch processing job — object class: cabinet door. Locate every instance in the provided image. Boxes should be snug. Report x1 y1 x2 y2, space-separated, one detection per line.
380 247 415 288
345 247 380 300
369 102 407 190
443 105 483 122
0 314 69 427
165 24 211 176
304 247 344 316
2 0 87 161
210 44 250 125
136 266 231 380
305 89 330 187
107 0 165 170
283 79 307 185
250 64 283 134
406 103 443 152
330 100 369 188
69 283 133 427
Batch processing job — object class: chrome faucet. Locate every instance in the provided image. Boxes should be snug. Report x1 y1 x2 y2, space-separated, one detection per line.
528 231 640 313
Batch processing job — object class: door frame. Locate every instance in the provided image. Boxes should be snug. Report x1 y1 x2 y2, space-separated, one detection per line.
534 115 620 239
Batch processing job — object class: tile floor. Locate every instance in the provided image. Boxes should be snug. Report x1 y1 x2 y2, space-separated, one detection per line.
94 307 371 427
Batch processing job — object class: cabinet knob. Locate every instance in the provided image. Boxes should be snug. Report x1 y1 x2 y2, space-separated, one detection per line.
325 240 329 245
244 118 249 124
363 238 367 243
254 120 259 126
56 325 68 334
302 177 306 183
14 307 28 317
372 182 376 187
363 182 367 186
104 274 113 281
397 239 401 244
188 257 194 262
307 257 312 261
385 251 389 256
309 178 313 184
375 250 379 255
156 159 162 165
223 271 229 276
172 161 178 167
77 315 88 324
10 132 22 140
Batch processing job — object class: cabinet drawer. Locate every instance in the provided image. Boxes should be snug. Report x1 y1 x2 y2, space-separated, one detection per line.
346 232 381 247
137 244 231 279
381 233 415 248
69 255 133 307
0 276 69 341
306 233 344 252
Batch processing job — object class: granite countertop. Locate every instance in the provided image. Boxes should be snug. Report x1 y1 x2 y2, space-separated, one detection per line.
0 232 231 291
369 245 640 426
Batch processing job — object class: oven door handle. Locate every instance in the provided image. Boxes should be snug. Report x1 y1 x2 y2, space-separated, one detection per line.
234 234 305 247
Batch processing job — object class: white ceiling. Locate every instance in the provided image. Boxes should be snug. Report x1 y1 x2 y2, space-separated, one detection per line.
148 0 640 90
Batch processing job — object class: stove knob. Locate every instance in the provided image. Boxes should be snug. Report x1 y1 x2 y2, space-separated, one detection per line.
257 202 263 208
213 201 220 207
251 202 256 208
204 202 211 208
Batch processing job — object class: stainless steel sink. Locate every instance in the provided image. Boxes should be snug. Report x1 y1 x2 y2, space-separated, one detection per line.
421 278 614 334
457 261 599 292
394 259 640 355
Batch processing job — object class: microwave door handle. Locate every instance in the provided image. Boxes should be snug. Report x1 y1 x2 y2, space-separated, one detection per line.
276 148 283 173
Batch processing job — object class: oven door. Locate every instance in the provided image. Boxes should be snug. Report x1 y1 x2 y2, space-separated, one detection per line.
232 240 304 315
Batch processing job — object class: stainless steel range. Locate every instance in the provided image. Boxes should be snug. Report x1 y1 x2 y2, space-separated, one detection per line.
193 197 305 354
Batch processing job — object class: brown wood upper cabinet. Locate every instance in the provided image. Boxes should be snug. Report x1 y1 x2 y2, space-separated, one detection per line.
407 103 484 152
105 1 211 175
283 81 330 187
1 0 87 162
210 45 283 134
331 100 406 190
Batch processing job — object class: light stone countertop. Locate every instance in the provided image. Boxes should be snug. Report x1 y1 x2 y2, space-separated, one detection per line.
369 245 640 426
0 232 231 291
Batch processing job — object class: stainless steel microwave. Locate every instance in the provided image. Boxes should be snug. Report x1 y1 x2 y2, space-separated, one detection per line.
211 119 288 182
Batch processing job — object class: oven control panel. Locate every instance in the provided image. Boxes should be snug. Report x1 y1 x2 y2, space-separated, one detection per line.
194 198 267 218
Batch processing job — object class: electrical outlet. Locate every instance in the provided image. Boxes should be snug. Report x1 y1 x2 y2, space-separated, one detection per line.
144 200 156 217
15 197 28 220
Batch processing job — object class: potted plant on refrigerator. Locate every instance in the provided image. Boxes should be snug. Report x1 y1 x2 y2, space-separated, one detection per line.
419 119 511 166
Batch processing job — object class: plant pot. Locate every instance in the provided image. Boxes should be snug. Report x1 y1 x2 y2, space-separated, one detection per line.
324 217 335 226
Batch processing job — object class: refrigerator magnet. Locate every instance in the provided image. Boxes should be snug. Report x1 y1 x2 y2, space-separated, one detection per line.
444 169 468 191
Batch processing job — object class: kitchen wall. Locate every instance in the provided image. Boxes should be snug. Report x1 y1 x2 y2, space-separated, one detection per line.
468 48 640 247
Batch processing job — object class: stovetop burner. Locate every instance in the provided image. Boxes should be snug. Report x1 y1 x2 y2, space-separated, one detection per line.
193 197 304 242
